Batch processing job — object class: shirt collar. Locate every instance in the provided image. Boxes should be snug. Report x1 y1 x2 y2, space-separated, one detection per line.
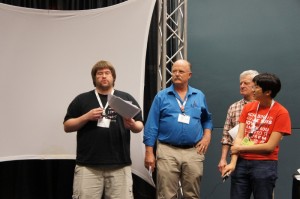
166 84 197 97
242 98 255 105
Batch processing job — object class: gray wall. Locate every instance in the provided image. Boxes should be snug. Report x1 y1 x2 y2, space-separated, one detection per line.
187 0 300 198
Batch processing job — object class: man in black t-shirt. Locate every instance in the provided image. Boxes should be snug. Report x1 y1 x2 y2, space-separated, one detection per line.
64 60 143 199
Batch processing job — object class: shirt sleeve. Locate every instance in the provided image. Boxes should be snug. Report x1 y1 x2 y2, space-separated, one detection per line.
143 94 161 147
200 96 213 130
273 107 291 135
221 106 234 145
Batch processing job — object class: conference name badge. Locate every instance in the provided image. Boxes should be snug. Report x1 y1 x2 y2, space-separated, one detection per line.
97 117 111 128
178 113 190 124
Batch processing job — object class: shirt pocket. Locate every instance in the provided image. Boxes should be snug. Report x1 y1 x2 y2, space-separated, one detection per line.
189 107 201 119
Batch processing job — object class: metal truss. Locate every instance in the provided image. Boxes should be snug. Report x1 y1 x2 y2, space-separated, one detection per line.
157 0 188 91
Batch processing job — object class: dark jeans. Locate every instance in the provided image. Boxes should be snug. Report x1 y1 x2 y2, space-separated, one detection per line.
230 158 277 199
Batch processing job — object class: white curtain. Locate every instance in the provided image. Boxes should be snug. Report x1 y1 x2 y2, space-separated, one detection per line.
0 0 156 186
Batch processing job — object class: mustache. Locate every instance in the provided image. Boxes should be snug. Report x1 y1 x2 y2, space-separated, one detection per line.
173 77 182 81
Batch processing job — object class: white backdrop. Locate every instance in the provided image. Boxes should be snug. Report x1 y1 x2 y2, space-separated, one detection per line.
0 0 155 186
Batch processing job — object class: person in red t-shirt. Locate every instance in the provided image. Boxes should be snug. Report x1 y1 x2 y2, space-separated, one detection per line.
222 73 291 199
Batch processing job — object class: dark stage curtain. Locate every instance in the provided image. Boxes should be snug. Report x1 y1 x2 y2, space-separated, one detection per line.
0 160 75 199
0 0 157 198
0 0 128 9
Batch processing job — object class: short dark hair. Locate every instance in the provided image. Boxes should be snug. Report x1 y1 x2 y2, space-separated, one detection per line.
91 60 116 86
253 73 281 98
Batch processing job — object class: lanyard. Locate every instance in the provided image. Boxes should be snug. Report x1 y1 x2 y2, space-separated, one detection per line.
176 97 188 114
94 89 114 114
249 100 275 137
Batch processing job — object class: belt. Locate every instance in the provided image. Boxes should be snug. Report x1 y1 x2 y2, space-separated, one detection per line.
160 141 195 149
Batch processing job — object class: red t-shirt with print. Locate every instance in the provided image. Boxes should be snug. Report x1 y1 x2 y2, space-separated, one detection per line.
239 101 291 160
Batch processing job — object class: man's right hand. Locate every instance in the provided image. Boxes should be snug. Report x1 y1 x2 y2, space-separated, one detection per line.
218 159 227 173
86 107 103 121
144 146 156 172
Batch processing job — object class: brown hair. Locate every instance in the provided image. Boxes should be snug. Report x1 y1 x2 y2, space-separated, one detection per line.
91 60 116 86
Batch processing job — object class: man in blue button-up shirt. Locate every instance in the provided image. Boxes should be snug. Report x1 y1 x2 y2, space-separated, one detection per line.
143 59 213 199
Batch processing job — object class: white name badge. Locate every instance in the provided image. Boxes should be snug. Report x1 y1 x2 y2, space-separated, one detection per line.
178 114 190 124
97 117 111 128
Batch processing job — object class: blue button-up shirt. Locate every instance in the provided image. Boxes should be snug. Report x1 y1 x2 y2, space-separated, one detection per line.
143 84 213 147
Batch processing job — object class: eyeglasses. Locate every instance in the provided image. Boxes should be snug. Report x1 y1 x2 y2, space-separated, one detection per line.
171 70 191 75
97 71 112 77
252 85 261 90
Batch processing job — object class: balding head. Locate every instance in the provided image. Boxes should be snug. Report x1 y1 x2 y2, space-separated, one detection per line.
172 59 192 72
171 59 192 88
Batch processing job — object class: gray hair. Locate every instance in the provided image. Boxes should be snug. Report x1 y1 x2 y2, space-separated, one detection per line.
240 70 259 79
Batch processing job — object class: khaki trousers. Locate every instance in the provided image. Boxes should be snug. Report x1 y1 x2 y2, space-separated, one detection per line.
156 142 205 199
72 165 133 199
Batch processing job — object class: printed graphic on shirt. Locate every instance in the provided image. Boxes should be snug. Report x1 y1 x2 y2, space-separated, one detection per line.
245 112 273 144
104 107 118 122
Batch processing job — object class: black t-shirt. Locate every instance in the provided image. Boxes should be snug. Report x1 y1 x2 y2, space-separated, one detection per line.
64 89 143 167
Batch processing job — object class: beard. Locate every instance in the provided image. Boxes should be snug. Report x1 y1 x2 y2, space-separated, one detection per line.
98 84 112 91
95 78 114 92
